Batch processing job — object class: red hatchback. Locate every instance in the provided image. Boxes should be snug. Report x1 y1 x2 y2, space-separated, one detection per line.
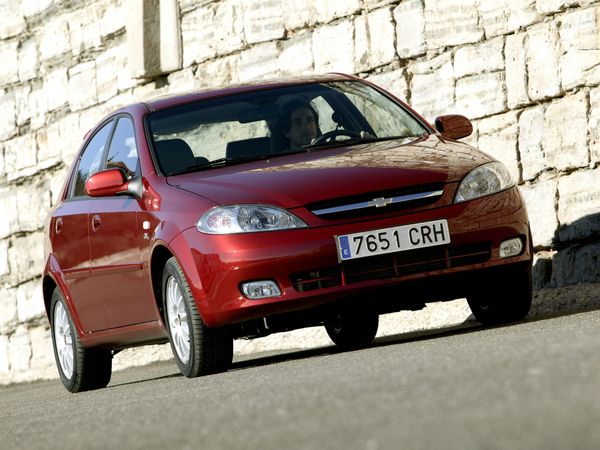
43 74 532 392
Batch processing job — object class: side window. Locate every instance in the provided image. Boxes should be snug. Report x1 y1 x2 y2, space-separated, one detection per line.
70 121 113 198
106 118 139 180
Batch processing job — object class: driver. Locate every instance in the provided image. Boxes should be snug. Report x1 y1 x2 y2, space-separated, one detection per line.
279 100 320 150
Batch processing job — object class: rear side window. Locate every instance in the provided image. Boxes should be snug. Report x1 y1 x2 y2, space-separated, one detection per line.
106 117 139 180
70 121 113 198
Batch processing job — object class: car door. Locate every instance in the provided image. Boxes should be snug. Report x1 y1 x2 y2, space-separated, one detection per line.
87 116 158 328
51 121 114 333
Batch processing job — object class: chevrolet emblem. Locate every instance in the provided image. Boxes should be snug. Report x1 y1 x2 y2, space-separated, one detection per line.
369 197 392 208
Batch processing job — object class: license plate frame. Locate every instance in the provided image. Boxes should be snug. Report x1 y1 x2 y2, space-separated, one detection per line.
335 219 451 262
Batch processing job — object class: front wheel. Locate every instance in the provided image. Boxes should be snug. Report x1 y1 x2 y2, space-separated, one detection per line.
163 257 233 378
467 263 532 326
324 309 379 348
50 288 112 393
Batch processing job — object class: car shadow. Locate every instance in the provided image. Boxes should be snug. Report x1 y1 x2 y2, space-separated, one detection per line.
107 288 600 389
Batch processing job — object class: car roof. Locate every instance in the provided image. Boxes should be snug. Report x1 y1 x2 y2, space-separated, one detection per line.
142 73 358 112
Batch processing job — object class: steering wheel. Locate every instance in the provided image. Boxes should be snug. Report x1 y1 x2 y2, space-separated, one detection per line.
311 129 362 145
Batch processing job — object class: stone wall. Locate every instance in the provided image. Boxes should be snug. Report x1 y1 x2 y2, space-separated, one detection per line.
2 0 600 383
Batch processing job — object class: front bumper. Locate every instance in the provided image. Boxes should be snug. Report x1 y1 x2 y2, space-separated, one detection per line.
170 187 531 327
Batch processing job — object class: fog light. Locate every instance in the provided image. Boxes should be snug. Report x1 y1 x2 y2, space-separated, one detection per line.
241 281 281 299
500 237 523 258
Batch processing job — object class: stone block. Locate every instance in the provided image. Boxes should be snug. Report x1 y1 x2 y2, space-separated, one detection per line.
18 38 37 82
278 31 314 76
43 68 68 111
8 326 31 371
181 4 218 66
29 325 53 371
393 0 426 58
17 279 44 323
242 0 285 44
57 113 82 163
0 335 8 373
14 85 31 127
17 182 51 232
239 41 280 81
454 37 504 79
98 0 126 38
559 8 600 91
183 4 230 66
0 92 16 141
505 33 529 108
0 239 7 276
28 88 48 130
479 0 538 37
366 69 409 102
96 47 123 103
312 21 356 73
557 168 600 242
68 61 98 111
520 179 558 248
518 106 546 181
589 86 600 165
536 0 579 15
36 123 62 168
455 72 506 119
354 8 396 72
0 40 19 86
8 232 45 284
68 4 102 56
20 0 53 17
0 189 18 239
315 0 361 23
542 92 588 172
532 251 555 289
0 286 17 334
39 17 70 61
4 133 37 181
551 243 600 287
167 67 199 94
0 0 26 39
196 55 241 88
410 53 455 121
280 0 317 30
476 111 520 183
424 0 484 50
527 22 561 101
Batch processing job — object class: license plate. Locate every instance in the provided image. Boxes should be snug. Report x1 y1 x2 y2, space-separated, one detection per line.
336 219 450 261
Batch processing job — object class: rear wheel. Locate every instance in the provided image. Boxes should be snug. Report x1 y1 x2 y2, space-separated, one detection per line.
324 309 379 348
467 263 532 325
50 288 112 393
163 257 233 377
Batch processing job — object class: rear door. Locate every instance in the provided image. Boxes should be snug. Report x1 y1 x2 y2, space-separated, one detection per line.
51 121 114 332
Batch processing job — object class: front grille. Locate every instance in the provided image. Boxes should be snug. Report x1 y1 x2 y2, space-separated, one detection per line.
307 184 445 220
290 242 491 292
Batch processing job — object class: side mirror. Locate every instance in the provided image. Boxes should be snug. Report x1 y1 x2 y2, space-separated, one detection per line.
85 169 141 198
434 114 473 140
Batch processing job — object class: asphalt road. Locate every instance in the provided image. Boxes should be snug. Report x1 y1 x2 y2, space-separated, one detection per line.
2 309 600 450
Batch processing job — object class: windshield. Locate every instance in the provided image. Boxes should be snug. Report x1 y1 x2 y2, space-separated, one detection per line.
146 81 431 175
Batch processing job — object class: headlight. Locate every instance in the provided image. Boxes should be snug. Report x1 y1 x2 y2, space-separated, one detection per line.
197 205 308 234
455 161 514 203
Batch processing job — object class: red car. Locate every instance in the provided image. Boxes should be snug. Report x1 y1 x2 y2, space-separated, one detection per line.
43 73 532 392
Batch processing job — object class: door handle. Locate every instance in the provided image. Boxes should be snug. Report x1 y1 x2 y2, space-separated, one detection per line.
55 217 63 234
91 214 101 231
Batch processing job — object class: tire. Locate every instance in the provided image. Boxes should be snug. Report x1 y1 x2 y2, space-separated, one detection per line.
50 288 112 393
162 257 233 378
467 263 532 326
324 309 379 348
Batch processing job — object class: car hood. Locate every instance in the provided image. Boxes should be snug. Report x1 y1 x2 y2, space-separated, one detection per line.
167 135 493 208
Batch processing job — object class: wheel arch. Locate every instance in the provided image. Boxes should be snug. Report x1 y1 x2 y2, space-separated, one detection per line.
42 275 58 320
150 244 175 323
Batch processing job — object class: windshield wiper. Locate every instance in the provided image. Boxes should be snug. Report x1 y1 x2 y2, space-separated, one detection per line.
169 149 312 176
301 134 426 151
